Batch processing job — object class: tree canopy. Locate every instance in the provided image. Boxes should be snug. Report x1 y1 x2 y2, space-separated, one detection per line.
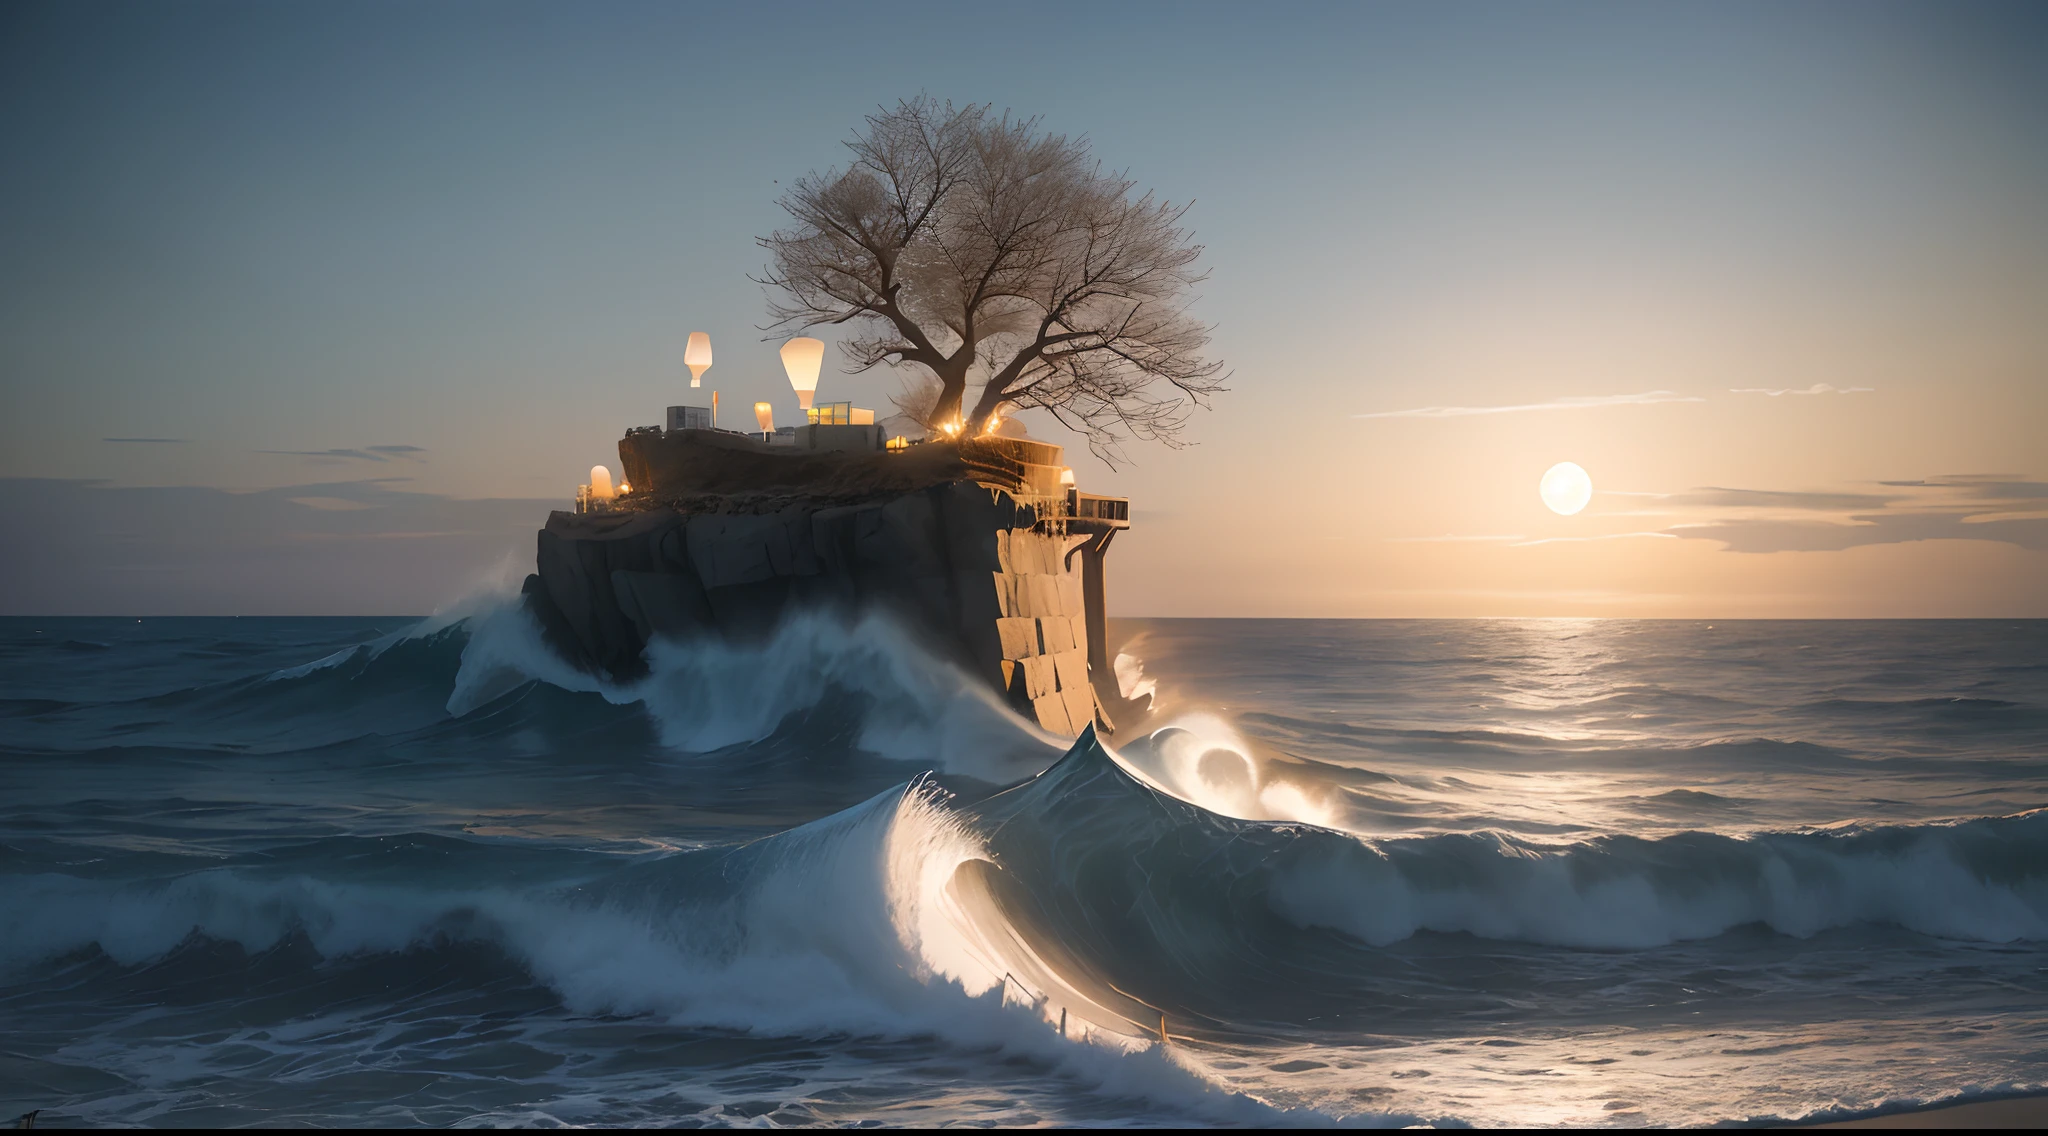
758 96 1224 459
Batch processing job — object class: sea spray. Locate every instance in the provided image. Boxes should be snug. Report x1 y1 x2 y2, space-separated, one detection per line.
635 611 1056 779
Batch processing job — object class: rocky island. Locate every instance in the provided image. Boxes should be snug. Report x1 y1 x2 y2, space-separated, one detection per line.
522 426 1132 736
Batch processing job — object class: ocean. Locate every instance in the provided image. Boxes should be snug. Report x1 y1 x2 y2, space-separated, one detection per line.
2 610 2045 1127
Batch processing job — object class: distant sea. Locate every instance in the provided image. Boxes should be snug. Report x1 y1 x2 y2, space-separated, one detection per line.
3 611 2045 1126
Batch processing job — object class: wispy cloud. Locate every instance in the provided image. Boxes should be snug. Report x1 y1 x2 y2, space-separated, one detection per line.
257 445 426 463
1728 383 1872 396
1669 476 2048 553
287 496 380 512
1355 391 1702 419
1880 475 2048 499
1384 533 1525 543
1674 513 2048 553
1669 487 1894 511
103 437 184 444
1511 531 1679 547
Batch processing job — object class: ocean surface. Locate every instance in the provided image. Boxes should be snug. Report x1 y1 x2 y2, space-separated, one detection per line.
3 609 2046 1127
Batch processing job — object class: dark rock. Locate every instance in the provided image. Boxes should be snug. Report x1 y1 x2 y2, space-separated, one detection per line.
529 442 1120 735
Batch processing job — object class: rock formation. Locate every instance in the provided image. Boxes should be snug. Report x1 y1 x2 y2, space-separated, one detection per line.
524 430 1126 735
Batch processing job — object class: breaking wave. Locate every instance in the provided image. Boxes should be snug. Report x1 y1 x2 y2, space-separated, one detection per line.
10 612 2047 1126
2 769 1335 1124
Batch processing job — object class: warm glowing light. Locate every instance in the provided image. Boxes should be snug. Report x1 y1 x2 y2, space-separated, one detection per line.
981 414 1002 436
886 435 909 452
779 337 824 410
753 402 774 433
684 332 712 387
939 420 962 437
589 465 615 500
1540 461 1592 515
1059 467 1076 487
617 481 631 494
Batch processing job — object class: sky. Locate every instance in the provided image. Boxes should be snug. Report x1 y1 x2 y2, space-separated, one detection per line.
2 0 2044 617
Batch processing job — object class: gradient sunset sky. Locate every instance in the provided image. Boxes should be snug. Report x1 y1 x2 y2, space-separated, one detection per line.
3 0 2044 616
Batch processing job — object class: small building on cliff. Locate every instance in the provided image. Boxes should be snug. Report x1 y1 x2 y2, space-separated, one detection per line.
524 427 1132 737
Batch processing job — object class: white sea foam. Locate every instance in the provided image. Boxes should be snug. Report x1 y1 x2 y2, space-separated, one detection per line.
264 559 531 685
1114 649 1157 709
1116 712 1343 828
441 597 1058 781
0 783 1337 1126
444 593 612 714
636 611 1056 780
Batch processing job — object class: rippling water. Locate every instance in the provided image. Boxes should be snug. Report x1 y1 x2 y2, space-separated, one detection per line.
2 611 2044 1126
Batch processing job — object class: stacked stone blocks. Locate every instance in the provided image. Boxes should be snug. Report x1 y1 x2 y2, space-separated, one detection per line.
992 528 1096 735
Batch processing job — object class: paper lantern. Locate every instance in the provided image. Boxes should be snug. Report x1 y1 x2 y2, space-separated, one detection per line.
754 402 774 433
779 337 824 411
685 332 712 387
589 465 615 500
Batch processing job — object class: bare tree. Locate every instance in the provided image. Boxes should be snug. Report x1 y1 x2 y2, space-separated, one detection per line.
758 96 1224 459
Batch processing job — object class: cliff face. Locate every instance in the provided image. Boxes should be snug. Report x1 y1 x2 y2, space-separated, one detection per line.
524 477 1109 735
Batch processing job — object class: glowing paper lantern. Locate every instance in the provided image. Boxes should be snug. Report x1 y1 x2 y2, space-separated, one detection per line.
779 337 824 411
754 402 774 433
589 465 615 500
685 332 713 387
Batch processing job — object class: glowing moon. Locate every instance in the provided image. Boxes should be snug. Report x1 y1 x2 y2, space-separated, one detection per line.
1540 461 1592 515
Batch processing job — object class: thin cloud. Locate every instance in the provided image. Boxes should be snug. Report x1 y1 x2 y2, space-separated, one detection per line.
1670 475 2048 553
103 437 185 444
258 448 388 462
287 496 380 512
1728 383 1872 396
1670 487 1894 511
1385 534 1526 543
1355 391 1702 419
1511 532 1679 547
257 444 426 462
1883 475 2048 500
1675 513 2048 554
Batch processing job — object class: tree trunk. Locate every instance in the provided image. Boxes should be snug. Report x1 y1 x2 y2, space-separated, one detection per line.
964 381 1008 436
927 363 970 431
930 383 965 429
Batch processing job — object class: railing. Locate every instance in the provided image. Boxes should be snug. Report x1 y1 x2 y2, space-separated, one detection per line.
1068 491 1130 526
